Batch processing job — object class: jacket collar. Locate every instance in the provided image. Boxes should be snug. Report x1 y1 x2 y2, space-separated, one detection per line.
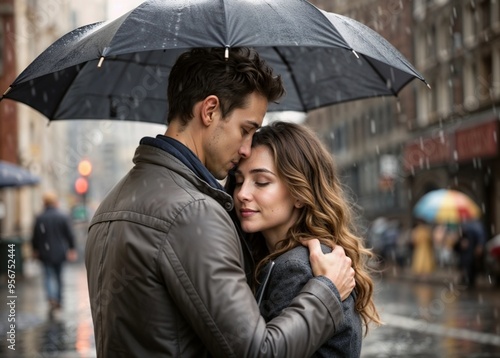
140 135 224 191
133 143 233 211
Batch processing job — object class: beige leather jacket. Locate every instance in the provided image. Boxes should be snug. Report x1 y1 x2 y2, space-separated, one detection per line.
85 144 345 357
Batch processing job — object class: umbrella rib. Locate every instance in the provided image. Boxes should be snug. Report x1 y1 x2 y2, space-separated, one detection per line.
54 57 135 119
362 54 398 96
272 47 307 111
49 62 96 119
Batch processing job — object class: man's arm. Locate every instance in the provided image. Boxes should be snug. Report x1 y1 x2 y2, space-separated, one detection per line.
159 200 345 357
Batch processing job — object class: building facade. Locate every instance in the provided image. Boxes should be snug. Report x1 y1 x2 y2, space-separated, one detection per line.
307 0 499 238
407 0 499 237
308 0 418 229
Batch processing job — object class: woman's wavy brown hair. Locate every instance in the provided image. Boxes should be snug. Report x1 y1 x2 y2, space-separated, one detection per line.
227 121 381 334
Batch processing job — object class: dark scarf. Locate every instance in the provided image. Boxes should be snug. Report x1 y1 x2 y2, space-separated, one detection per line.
140 135 224 191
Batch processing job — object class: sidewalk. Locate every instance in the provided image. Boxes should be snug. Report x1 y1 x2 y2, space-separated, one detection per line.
0 261 96 357
379 263 499 290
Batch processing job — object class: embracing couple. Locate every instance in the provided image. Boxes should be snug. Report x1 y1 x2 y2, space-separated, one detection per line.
85 47 381 358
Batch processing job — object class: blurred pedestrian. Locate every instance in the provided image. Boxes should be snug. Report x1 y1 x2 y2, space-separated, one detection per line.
456 220 486 288
85 47 355 357
395 223 412 268
433 224 458 268
32 192 77 313
226 122 381 357
410 219 436 279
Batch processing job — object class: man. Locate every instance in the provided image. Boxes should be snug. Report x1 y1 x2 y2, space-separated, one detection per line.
85 47 355 357
457 220 486 288
32 192 77 312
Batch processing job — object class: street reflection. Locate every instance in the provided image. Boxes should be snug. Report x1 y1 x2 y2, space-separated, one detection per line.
362 277 500 358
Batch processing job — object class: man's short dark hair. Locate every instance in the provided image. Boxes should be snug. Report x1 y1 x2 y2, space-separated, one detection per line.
167 47 285 125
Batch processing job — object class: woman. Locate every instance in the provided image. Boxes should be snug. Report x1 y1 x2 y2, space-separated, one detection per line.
410 219 436 279
226 121 381 357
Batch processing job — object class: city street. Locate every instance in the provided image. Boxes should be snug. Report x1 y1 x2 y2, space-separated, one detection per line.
362 273 500 357
0 262 499 357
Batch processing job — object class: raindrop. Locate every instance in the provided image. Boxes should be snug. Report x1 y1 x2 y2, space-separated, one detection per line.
45 243 50 250
43 92 48 103
40 223 45 234
310 72 316 83
370 119 376 133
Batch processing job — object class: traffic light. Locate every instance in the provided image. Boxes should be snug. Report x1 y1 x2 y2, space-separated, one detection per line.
78 159 92 177
74 177 89 195
75 159 92 220
75 159 92 196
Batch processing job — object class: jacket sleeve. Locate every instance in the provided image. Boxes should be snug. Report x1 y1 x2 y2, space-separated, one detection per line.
158 199 345 358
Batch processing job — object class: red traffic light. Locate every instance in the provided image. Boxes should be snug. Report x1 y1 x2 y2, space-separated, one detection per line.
75 177 89 195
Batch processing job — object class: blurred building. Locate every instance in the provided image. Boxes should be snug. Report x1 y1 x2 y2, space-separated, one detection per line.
308 0 418 230
0 0 162 249
308 0 499 238
0 0 107 255
409 0 499 237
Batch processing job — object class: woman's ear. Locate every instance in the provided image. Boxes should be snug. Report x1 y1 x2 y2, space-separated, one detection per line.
295 200 304 209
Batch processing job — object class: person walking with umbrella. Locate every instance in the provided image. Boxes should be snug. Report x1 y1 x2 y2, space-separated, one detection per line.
410 219 436 280
456 220 487 288
85 47 355 358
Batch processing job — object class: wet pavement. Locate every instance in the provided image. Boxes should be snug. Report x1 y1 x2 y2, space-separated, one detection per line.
1 260 499 357
0 261 95 357
362 267 500 358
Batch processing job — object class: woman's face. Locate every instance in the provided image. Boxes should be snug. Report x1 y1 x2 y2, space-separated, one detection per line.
233 145 300 249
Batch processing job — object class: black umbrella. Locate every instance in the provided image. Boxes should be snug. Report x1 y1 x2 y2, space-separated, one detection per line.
0 0 426 125
0 161 40 188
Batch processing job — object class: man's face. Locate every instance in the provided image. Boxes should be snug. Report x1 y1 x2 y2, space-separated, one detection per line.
204 92 268 180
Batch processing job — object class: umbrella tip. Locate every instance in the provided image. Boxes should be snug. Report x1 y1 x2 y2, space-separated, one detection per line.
98 56 105 68
352 50 359 59
224 47 229 61
426 82 432 90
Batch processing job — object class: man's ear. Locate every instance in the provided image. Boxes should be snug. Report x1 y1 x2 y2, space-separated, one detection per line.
201 95 220 127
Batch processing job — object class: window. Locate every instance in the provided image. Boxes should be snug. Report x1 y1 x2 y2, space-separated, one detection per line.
480 0 491 32
478 53 493 103
0 18 3 76
426 24 437 63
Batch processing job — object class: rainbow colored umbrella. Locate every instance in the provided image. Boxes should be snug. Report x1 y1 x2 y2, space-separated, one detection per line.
413 189 481 224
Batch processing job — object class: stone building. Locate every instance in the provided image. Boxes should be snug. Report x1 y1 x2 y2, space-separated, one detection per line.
308 0 498 237
308 0 419 230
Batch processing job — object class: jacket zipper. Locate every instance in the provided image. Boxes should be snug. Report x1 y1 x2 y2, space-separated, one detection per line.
256 261 275 306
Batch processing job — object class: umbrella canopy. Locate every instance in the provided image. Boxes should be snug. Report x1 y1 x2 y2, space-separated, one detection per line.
413 189 481 224
0 0 426 124
0 161 40 188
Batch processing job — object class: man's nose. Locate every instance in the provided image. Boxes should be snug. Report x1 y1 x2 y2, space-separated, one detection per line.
238 140 252 159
